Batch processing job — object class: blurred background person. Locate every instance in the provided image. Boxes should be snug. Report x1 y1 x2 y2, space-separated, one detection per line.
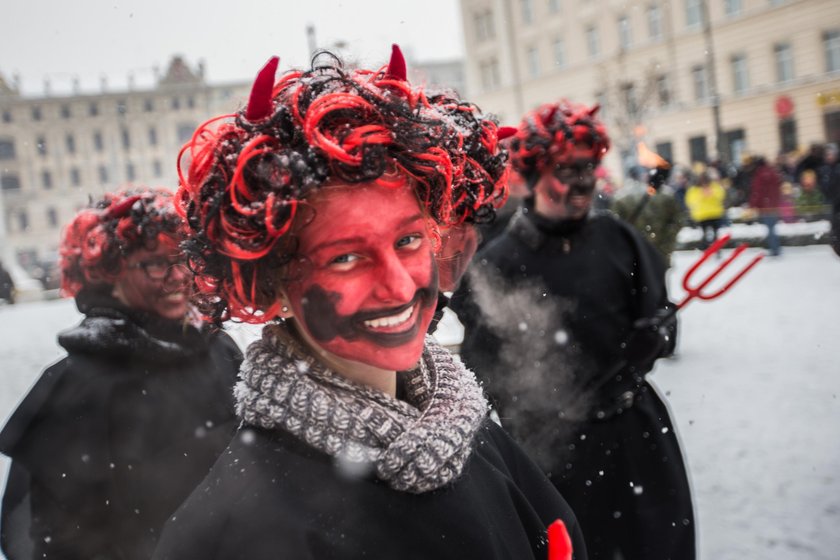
0 261 15 305
685 171 727 251
0 187 242 560
749 156 784 257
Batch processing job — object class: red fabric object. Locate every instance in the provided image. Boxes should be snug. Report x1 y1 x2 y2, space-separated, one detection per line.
245 56 279 121
510 100 610 178
497 126 517 140
749 162 783 213
385 44 407 81
547 519 573 560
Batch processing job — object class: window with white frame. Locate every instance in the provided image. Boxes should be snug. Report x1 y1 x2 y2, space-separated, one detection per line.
480 58 501 91
548 0 561 14
521 0 534 24
731 53 749 94
774 43 794 82
825 30 840 73
553 37 566 68
692 65 709 100
648 4 662 41
526 46 540 78
725 0 742 17
656 74 671 107
586 25 600 59
685 0 702 28
618 16 632 50
474 10 495 42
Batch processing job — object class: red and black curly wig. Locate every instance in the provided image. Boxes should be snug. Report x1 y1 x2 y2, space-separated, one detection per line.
509 100 610 185
59 187 184 297
177 46 510 324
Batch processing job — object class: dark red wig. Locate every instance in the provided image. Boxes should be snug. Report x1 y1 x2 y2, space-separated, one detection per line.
59 187 184 297
509 100 610 184
178 47 509 324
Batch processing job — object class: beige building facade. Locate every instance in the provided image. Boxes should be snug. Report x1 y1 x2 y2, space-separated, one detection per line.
0 57 249 272
460 0 840 176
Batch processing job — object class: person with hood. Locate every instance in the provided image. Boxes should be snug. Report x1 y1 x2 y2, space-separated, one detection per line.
0 187 242 560
151 47 585 560
450 100 694 560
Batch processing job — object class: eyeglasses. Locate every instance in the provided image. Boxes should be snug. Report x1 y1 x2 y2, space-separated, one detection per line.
128 258 189 282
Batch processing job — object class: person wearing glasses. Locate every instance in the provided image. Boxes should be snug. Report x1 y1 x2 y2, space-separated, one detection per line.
0 187 242 560
450 101 694 559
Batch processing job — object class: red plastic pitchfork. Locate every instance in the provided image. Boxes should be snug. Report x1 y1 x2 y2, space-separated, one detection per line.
675 232 764 312
547 519 573 560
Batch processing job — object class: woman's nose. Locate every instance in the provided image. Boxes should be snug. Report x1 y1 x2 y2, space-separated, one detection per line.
372 253 416 304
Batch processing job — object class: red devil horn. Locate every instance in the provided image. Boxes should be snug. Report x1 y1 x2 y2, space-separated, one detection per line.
497 126 517 140
588 103 601 117
105 195 142 219
542 105 559 126
245 56 280 121
385 44 407 81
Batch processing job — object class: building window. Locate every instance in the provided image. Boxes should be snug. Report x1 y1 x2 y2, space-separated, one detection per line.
70 167 81 186
36 136 47 156
98 165 109 185
47 207 58 228
2 110 11 123
648 4 662 41
148 126 158 146
116 99 128 115
126 162 136 182
177 123 198 145
586 25 600 59
121 127 131 150
479 58 501 91
152 160 163 178
655 141 673 163
42 170 53 189
31 106 42 121
656 74 671 107
692 65 709 101
688 135 708 164
774 43 794 82
521 0 534 25
825 30 840 73
526 46 540 78
548 0 561 14
65 133 76 155
60 104 72 119
17 211 29 232
825 111 840 144
779 118 798 153
171 97 181 110
144 98 155 112
731 54 749 94
685 0 702 28
93 130 104 152
620 83 638 116
474 10 494 42
0 139 15 160
618 16 632 50
724 0 742 17
89 102 99 116
1 173 21 191
553 37 566 68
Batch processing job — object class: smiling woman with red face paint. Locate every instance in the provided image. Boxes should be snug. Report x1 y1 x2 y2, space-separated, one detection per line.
0 187 243 560
152 48 587 560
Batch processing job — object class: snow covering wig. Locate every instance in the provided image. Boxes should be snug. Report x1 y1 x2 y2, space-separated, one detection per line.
59 187 184 297
509 100 610 184
177 46 509 324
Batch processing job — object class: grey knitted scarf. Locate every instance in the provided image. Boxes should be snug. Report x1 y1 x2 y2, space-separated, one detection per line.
235 323 488 494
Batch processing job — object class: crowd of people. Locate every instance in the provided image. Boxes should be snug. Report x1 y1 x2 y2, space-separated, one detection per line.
1 43 837 560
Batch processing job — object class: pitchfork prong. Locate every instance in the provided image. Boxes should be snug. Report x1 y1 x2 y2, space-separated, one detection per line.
678 233 764 309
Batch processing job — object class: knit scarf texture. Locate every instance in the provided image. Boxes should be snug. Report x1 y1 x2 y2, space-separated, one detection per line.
235 323 488 494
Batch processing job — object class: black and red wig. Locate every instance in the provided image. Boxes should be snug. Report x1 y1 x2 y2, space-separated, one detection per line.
59 187 184 297
509 100 610 184
177 46 510 324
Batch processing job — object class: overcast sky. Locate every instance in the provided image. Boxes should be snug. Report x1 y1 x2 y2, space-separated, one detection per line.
1 0 465 96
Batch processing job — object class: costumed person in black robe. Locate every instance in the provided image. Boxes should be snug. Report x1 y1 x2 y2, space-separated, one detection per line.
450 100 695 559
151 47 585 560
0 187 242 560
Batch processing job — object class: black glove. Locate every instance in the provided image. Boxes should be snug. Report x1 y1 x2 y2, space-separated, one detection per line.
622 307 676 371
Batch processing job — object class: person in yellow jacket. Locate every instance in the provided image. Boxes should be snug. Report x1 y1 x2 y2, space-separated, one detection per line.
685 171 726 249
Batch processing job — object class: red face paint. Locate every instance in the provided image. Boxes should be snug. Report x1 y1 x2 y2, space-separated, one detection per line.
285 182 438 372
534 162 597 220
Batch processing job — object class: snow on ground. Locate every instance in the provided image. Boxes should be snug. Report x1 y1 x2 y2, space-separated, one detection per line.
0 245 838 559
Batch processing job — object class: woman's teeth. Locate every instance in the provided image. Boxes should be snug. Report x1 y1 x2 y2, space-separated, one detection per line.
363 305 414 329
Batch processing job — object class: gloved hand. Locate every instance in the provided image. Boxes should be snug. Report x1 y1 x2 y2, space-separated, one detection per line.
622 307 676 371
